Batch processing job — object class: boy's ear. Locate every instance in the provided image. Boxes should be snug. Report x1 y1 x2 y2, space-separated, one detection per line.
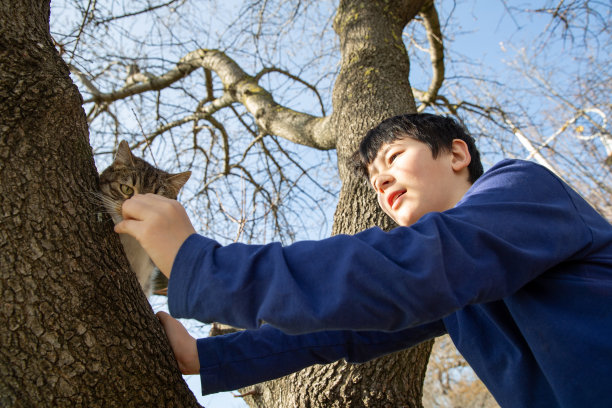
450 139 471 172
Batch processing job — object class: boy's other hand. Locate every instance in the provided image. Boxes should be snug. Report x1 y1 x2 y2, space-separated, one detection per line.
157 311 200 375
114 194 196 278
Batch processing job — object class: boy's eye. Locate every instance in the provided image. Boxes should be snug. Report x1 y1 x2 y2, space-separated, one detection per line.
120 184 134 196
388 151 400 164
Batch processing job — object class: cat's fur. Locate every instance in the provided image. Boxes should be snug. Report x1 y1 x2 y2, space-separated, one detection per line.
97 141 191 297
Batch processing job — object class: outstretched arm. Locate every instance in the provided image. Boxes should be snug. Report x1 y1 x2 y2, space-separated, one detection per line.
196 321 445 395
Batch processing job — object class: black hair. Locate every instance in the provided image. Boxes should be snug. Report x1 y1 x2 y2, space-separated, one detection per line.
353 113 483 183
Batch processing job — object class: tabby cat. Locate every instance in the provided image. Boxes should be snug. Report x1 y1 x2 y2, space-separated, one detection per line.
97 140 191 297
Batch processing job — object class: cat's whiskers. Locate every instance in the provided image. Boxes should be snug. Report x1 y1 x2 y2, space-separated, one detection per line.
85 191 123 216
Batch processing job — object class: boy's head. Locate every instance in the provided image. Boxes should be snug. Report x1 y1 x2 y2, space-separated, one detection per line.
353 113 484 226
355 113 483 182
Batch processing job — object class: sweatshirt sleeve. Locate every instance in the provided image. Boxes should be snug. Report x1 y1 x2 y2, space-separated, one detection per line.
197 321 446 394
168 160 592 334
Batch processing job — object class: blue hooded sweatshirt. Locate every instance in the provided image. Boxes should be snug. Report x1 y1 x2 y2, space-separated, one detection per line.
169 159 612 407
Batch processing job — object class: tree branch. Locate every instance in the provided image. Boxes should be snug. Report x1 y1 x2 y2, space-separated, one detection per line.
93 0 185 25
144 92 235 141
81 51 205 104
432 94 565 179
69 64 102 98
255 67 327 116
78 49 335 150
416 0 445 112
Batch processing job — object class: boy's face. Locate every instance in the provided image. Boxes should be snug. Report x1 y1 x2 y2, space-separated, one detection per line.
367 137 471 227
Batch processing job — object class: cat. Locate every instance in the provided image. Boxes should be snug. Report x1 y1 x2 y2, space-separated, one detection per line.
96 140 191 297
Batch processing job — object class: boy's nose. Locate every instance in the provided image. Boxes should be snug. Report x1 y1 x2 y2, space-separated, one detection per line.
375 174 394 193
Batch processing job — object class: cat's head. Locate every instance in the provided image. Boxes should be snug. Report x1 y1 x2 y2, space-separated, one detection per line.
98 140 191 220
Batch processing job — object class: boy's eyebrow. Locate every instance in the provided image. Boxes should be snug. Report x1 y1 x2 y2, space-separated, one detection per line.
379 144 394 159
374 144 395 167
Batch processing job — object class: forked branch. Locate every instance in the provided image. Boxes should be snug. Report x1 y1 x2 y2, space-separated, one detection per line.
74 49 335 151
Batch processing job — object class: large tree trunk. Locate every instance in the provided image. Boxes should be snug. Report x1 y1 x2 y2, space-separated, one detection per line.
0 2 199 406
241 1 433 407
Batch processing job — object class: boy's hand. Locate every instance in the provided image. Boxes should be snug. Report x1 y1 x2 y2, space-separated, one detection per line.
114 194 196 278
157 311 200 375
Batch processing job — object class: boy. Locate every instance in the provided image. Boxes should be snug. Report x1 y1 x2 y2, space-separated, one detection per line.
115 114 612 407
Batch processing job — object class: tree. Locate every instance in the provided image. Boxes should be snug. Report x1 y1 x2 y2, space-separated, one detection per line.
2 0 610 406
0 1 199 406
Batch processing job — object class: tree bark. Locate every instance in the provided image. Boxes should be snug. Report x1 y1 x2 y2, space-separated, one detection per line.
0 2 199 406
239 1 433 407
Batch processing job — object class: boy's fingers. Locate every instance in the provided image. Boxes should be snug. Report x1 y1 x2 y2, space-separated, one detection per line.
115 194 167 234
113 218 138 236
156 311 182 333
113 193 193 277
119 194 155 221
156 310 171 323
120 194 180 224
156 311 199 374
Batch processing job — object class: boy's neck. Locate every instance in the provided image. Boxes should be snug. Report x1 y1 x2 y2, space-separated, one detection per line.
451 176 473 207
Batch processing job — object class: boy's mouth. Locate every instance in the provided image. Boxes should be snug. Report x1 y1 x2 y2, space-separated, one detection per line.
388 190 406 209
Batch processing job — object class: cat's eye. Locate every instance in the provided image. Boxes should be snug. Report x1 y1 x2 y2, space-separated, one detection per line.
120 184 134 197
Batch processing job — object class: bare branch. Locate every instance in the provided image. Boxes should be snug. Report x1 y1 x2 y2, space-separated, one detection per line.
93 0 186 25
145 92 235 140
502 0 611 47
501 115 565 180
431 94 564 178
416 0 445 112
255 67 327 116
79 49 335 150
81 50 206 104
204 68 214 102
69 63 102 98
68 0 97 63
206 115 231 175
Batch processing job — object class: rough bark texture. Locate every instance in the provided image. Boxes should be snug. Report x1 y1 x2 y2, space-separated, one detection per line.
239 1 434 407
0 2 199 406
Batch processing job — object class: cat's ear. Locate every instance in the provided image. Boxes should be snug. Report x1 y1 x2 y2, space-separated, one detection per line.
167 171 191 192
113 140 135 166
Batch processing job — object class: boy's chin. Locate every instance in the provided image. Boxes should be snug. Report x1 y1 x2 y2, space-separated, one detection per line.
395 212 421 227
392 216 412 227
384 208 417 227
